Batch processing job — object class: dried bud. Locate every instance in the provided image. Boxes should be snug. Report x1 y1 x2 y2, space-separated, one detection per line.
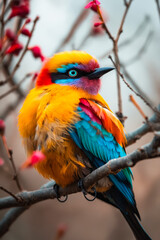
0 158 4 166
6 42 23 56
92 11 108 35
94 22 103 27
0 119 5 136
35 16 40 21
25 18 31 24
21 28 31 37
85 0 101 12
5 29 16 42
21 151 46 169
28 46 45 62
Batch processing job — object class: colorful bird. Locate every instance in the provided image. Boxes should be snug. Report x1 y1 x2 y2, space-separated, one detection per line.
18 50 151 240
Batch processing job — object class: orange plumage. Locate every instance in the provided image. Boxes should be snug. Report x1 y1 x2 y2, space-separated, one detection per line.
18 50 152 240
18 50 125 187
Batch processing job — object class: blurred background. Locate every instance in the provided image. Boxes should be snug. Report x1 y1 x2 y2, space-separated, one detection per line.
0 0 160 239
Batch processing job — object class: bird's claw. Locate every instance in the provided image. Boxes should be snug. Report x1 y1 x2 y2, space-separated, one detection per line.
53 183 68 203
78 179 97 202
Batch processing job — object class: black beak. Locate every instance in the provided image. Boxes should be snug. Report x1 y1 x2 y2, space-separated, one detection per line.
88 67 114 80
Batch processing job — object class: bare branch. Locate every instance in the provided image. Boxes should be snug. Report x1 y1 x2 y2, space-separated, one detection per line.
0 132 159 237
9 17 39 80
55 6 89 53
126 105 160 145
0 95 23 119
2 62 25 98
0 16 39 89
109 55 160 118
100 15 151 59
120 63 154 107
96 0 133 118
125 30 153 66
0 134 159 211
0 0 7 40
0 186 20 201
155 0 160 21
1 135 23 191
129 95 148 120
0 207 28 237
0 73 31 100
116 0 133 42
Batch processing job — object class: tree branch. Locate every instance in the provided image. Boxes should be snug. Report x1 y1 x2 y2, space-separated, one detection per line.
0 134 159 211
126 108 160 145
0 73 32 100
0 207 29 237
0 132 159 237
109 55 160 118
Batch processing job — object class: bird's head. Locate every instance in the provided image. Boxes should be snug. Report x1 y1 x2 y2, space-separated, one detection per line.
36 50 113 95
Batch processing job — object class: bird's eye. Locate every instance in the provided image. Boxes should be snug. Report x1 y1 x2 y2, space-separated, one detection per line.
68 69 78 78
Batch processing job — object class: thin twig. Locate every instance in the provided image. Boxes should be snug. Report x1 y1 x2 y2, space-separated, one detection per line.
100 15 151 59
55 5 89 53
125 30 153 66
155 0 160 21
129 95 148 120
120 63 154 107
96 0 133 118
126 106 160 145
2 16 39 87
0 73 32 100
109 55 160 118
2 62 25 97
0 0 6 40
1 135 22 191
0 95 23 119
0 78 7 85
10 17 39 79
77 29 92 50
0 186 20 201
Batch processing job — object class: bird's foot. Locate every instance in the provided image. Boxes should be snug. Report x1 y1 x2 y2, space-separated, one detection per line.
78 179 97 202
53 183 68 203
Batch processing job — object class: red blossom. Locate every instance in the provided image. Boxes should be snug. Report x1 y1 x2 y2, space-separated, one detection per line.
8 0 30 20
21 28 31 37
28 46 45 62
92 11 108 35
85 0 101 12
94 22 103 27
0 119 5 136
6 42 23 56
0 158 4 166
5 29 17 42
25 17 31 24
21 151 46 169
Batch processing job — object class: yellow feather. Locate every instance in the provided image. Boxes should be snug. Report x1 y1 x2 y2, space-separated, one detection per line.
18 83 109 186
47 50 98 72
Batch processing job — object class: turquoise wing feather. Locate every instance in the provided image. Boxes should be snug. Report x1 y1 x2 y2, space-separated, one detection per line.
70 99 135 207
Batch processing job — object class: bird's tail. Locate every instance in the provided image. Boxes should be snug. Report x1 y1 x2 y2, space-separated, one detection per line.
95 188 152 240
121 210 151 240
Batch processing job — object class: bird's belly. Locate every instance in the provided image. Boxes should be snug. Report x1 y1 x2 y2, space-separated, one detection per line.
35 137 92 187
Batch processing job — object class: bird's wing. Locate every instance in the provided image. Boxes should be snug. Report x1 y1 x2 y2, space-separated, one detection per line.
70 98 135 207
